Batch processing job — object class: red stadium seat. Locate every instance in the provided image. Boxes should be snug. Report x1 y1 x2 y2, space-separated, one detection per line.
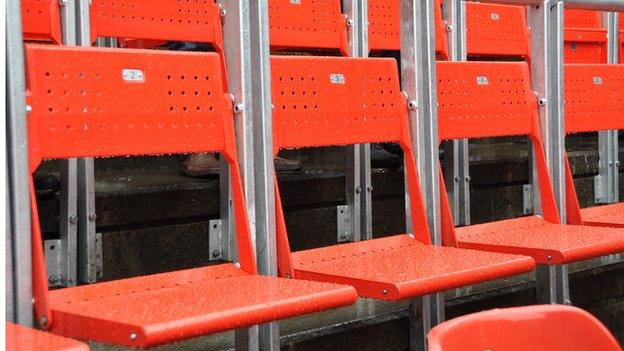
271 55 535 301
564 64 624 228
428 305 621 351
436 61 624 264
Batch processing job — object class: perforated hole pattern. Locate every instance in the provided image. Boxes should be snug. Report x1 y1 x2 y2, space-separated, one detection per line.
466 3 529 58
437 61 536 141
564 65 624 133
270 56 407 149
21 0 61 42
368 0 446 55
91 0 221 43
267 0 347 51
27 45 229 161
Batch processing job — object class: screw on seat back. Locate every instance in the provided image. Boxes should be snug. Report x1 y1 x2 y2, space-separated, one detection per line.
21 0 62 43
268 0 348 55
270 55 431 273
427 305 621 351
367 0 449 59
466 3 530 60
563 64 624 226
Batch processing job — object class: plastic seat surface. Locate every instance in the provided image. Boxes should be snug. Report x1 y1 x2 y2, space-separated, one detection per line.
292 235 534 300
6 323 89 351
271 56 534 302
466 3 530 59
25 45 357 348
268 0 348 54
580 203 624 228
21 0 62 43
48 264 356 348
455 216 624 264
427 305 621 351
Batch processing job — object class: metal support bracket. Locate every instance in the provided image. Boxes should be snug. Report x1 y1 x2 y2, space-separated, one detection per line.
522 184 534 215
45 232 101 287
209 219 232 261
337 205 352 242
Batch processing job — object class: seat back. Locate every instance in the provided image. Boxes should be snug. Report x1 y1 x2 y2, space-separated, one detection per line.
466 3 530 60
563 9 606 63
270 56 432 276
268 0 348 55
564 29 608 64
25 44 256 324
564 65 624 134
21 0 62 43
436 61 560 245
367 0 449 59
563 64 624 224
565 10 603 29
89 0 223 50
428 305 621 351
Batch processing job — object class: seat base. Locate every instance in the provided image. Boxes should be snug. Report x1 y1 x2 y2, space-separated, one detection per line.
292 235 534 301
580 203 624 228
48 263 357 348
6 323 88 351
456 216 624 264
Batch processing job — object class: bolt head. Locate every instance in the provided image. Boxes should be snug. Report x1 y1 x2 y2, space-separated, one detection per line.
546 255 552 260
88 212 97 221
407 100 418 111
355 186 362 193
284 273 292 279
69 215 78 224
347 19 354 26
220 9 226 17
39 316 48 327
129 332 137 341
234 103 244 114
366 185 373 192
382 289 388 295
212 249 221 258
25 105 32 114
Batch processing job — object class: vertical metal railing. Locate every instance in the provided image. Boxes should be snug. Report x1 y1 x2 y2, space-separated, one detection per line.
7 0 33 326
596 11 620 204
57 0 80 288
342 0 373 243
442 0 471 227
401 0 444 349
75 0 102 285
249 1 280 349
